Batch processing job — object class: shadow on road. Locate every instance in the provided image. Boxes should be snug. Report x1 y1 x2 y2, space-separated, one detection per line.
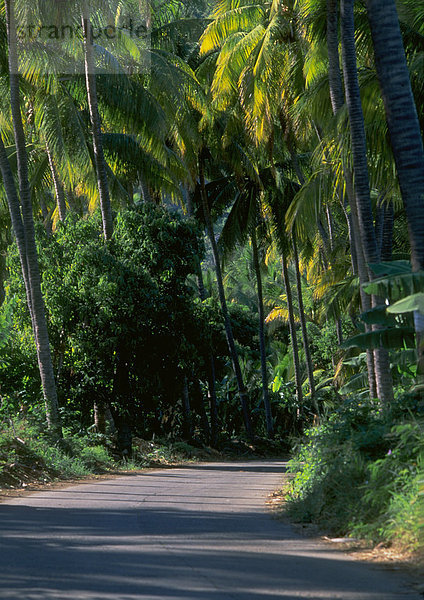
182 461 288 474
0 462 418 600
0 503 417 599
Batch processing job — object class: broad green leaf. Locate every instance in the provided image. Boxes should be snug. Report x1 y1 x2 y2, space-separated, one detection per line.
387 293 424 315
341 327 415 350
360 305 397 326
368 261 412 277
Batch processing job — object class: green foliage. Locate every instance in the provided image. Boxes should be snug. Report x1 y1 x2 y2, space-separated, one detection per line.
0 416 118 486
286 396 424 550
3 205 211 435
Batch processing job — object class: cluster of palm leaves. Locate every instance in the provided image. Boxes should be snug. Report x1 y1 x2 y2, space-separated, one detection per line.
1 0 423 441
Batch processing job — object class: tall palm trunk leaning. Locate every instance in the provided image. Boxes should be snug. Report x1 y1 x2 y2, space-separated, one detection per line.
81 2 113 241
3 0 61 439
340 0 394 405
251 227 274 437
326 0 379 400
199 156 254 440
365 0 424 386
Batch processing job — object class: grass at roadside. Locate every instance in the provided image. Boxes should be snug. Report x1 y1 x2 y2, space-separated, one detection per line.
0 417 287 492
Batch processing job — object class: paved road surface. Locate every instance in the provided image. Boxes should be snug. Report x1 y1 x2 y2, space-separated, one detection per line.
0 461 420 599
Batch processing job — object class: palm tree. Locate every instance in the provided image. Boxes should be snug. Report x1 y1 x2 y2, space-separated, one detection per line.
46 145 67 221
365 0 424 385
81 2 113 240
292 233 316 401
199 153 254 440
186 193 220 445
251 226 274 436
218 175 274 437
3 0 61 438
199 0 316 413
340 0 393 404
281 251 304 414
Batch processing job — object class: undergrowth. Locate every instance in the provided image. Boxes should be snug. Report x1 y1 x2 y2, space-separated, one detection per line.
285 394 424 552
0 418 117 487
0 414 227 490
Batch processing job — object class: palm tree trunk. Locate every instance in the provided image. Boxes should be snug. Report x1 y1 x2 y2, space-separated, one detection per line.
251 228 274 437
46 146 66 221
327 0 344 114
197 264 219 445
199 156 254 440
82 3 113 429
327 0 378 397
281 253 303 414
365 0 424 272
81 3 113 240
187 192 219 445
340 0 378 267
340 0 393 404
381 203 394 262
4 0 61 438
292 234 316 403
0 138 32 310
365 0 424 387
182 376 193 440
39 193 52 235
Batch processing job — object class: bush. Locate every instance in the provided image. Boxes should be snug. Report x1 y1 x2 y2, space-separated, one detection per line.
0 417 117 488
285 396 424 551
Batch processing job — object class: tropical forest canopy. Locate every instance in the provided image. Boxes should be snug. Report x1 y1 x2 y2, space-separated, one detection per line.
0 0 424 460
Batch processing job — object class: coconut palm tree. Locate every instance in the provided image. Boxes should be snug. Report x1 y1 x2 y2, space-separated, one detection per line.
198 152 254 440
3 0 61 438
365 0 424 384
218 173 274 436
339 0 394 404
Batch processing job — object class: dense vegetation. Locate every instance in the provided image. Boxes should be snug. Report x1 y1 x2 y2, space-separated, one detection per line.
0 0 423 555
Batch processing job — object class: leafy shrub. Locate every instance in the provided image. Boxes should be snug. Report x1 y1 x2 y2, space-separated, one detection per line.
285 396 424 550
78 445 112 471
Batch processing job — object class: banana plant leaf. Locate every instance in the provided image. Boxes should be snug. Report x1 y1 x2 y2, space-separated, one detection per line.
387 293 424 315
341 327 416 351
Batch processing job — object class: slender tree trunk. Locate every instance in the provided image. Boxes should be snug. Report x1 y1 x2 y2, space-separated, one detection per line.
182 376 193 440
327 0 378 396
381 203 394 262
199 156 254 440
0 138 33 321
93 400 106 434
251 228 274 437
341 0 393 403
187 193 219 445
292 234 316 404
365 0 424 387
340 0 378 267
82 5 113 427
281 253 303 413
365 0 424 272
81 3 113 240
327 0 344 115
341 199 358 275
46 146 66 222
39 193 52 235
192 378 211 442
207 354 219 445
4 0 61 438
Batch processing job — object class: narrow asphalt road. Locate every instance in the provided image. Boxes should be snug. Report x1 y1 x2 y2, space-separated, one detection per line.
0 460 421 599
